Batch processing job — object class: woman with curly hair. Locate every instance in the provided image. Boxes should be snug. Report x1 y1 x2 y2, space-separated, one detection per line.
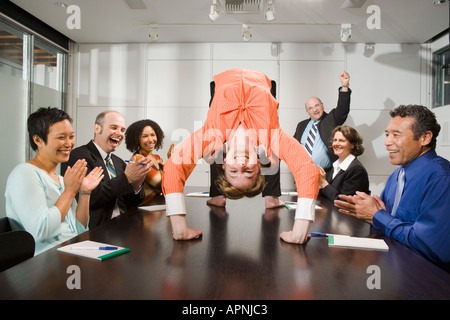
125 119 173 205
318 125 370 201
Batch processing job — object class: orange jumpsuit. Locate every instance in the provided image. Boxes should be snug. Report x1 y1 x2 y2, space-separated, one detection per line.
163 69 319 220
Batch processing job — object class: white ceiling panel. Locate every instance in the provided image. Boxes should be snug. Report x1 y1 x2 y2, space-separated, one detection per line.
9 0 449 44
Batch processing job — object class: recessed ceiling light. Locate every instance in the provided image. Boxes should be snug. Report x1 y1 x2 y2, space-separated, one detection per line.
55 2 68 8
433 0 447 5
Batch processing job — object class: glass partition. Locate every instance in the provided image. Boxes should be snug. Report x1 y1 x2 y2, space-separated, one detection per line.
433 45 450 108
0 16 67 217
0 22 24 79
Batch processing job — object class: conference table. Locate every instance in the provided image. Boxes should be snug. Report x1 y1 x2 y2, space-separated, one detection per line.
1 188 449 302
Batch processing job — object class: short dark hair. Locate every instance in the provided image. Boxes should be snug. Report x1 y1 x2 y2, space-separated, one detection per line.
390 105 440 150
331 125 364 157
27 107 72 151
125 119 165 154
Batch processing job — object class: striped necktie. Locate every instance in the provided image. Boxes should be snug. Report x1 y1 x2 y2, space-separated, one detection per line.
391 168 405 216
305 122 318 156
105 154 126 213
105 154 117 178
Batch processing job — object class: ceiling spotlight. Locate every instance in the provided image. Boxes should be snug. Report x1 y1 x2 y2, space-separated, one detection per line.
55 2 68 8
209 0 220 22
340 24 352 42
242 24 252 42
149 24 158 42
433 0 448 5
265 0 275 21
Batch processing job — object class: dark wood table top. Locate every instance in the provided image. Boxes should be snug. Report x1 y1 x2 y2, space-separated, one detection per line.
1 189 449 301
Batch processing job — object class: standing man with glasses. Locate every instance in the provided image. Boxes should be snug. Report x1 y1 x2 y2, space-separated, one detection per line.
61 111 151 228
294 71 351 170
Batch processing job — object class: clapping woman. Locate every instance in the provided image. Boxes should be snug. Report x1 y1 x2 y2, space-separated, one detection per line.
5 107 103 255
125 119 174 205
318 125 370 201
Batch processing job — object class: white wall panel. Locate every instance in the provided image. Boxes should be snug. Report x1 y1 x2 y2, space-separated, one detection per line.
345 109 395 195
146 60 211 108
212 43 278 61
280 43 346 61
147 43 211 60
367 175 389 198
77 43 147 107
345 109 393 173
279 60 346 112
346 43 422 109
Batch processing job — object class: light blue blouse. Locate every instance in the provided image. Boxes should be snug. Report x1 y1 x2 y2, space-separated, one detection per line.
5 163 88 255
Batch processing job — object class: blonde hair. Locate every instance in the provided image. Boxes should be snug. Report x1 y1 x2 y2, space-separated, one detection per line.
214 165 266 200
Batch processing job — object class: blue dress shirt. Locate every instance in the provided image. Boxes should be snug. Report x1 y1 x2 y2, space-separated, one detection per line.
373 150 450 271
300 119 331 169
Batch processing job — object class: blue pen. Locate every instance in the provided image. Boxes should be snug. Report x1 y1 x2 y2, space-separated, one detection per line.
125 160 146 166
310 233 350 238
310 232 328 237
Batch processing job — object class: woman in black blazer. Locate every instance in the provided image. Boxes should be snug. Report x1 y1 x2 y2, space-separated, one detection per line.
319 126 370 201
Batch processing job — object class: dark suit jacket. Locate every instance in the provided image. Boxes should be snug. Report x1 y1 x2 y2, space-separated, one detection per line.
293 88 351 165
60 140 144 228
319 157 370 201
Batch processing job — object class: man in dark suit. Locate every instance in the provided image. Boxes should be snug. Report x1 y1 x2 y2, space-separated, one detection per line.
293 71 351 170
61 111 150 228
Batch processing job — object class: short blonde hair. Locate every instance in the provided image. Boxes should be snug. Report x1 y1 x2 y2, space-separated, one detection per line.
214 165 266 200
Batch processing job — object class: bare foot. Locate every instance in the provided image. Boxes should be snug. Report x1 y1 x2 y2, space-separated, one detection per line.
207 195 226 207
265 196 285 209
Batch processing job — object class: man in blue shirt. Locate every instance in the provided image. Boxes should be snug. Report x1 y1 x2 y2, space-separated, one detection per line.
335 105 450 272
294 71 351 170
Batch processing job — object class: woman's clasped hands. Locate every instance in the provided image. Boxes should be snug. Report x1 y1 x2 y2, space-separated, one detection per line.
63 159 103 195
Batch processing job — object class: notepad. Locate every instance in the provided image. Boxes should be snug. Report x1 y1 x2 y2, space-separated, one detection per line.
57 240 131 261
328 235 389 252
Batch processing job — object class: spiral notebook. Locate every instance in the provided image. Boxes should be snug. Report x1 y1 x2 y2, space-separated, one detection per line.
57 240 131 261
